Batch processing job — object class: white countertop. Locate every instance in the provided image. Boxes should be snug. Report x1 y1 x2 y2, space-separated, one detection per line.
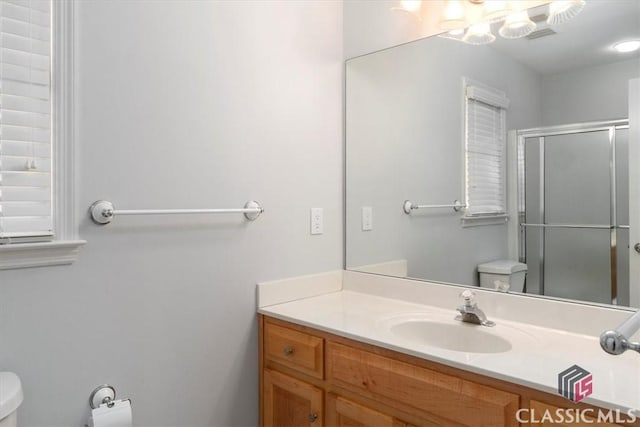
258 277 640 413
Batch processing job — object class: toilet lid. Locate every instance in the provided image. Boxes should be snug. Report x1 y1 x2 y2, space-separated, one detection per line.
478 260 528 274
0 372 23 419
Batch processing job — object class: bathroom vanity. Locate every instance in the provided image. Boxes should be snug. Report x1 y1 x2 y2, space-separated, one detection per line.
260 316 630 426
257 271 640 426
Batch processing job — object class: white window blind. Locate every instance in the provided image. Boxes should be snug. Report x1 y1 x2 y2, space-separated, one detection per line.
464 82 509 216
0 0 52 241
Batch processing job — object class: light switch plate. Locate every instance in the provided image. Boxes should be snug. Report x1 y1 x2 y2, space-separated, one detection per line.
311 208 323 235
362 206 373 231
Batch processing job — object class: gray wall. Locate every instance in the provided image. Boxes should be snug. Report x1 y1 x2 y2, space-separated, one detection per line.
0 1 343 426
346 37 541 285
541 58 640 125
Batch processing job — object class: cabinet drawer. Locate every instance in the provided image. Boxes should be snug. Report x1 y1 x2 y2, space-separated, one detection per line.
326 393 402 427
327 341 519 427
264 321 324 379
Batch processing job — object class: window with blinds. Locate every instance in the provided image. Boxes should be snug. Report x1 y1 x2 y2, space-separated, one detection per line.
0 0 52 242
464 81 509 217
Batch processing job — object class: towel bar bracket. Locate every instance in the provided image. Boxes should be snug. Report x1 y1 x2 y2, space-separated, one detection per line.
90 200 115 225
600 330 640 355
600 309 640 356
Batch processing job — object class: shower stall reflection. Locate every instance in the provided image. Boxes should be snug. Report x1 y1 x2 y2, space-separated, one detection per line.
518 120 629 305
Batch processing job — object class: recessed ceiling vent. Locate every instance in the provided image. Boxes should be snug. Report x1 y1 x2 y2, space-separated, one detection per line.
525 13 557 40
526 28 557 40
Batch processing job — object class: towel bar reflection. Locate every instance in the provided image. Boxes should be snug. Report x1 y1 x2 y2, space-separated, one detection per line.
89 200 264 225
403 199 466 214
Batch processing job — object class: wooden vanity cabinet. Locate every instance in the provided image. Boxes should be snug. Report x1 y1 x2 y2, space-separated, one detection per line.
263 369 323 427
259 315 636 427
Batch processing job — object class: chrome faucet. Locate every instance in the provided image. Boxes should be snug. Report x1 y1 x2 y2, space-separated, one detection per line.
455 290 495 327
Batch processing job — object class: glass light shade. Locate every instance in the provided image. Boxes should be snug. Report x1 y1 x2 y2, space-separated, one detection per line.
399 0 422 13
499 11 536 39
547 0 585 25
483 0 510 22
463 23 496 45
439 0 467 30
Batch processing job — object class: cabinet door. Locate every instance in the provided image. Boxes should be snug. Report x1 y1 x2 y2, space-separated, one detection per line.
326 393 403 427
263 369 323 427
327 342 519 426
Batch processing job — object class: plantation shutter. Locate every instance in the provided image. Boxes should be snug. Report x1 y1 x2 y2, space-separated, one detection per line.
0 0 52 241
465 83 509 216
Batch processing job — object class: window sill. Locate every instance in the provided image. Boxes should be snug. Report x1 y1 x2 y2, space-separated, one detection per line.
0 240 86 270
461 214 509 228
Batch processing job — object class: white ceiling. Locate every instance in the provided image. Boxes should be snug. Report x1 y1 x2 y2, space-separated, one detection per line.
489 0 640 75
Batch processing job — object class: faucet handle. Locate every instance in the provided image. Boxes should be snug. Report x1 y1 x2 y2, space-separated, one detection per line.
459 290 476 305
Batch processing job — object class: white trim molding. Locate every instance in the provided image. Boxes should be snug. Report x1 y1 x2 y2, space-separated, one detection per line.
54 0 78 241
461 214 509 228
0 241 86 270
0 1 85 270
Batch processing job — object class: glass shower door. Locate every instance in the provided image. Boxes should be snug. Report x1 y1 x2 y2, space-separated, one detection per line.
544 130 612 304
520 121 629 305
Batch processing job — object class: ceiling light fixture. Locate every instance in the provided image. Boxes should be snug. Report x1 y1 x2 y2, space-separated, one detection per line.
483 0 510 22
613 40 640 53
391 0 423 17
440 0 467 31
547 0 585 25
499 10 536 39
463 22 496 45
425 0 587 45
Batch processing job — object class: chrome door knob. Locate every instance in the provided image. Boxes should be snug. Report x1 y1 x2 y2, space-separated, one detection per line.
635 243 640 254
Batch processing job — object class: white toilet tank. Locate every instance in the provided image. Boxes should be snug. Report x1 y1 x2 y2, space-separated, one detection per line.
478 260 527 292
0 372 23 427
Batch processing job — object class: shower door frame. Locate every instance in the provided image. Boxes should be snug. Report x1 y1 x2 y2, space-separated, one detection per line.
517 119 629 305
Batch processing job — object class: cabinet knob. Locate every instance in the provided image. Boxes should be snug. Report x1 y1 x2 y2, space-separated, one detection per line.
308 413 318 423
283 346 294 356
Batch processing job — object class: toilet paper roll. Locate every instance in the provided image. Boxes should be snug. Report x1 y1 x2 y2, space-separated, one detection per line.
88 399 132 427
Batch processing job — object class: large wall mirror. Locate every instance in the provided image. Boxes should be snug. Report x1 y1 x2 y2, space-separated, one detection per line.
345 1 640 308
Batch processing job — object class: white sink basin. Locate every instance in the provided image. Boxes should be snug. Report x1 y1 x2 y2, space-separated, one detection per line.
380 312 536 354
390 320 512 353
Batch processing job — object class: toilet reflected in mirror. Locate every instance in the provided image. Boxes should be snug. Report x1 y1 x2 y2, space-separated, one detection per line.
478 260 527 293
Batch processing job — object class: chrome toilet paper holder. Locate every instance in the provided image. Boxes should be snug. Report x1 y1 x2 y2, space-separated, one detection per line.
89 384 117 409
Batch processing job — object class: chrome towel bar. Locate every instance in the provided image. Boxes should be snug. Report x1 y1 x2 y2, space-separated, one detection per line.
403 199 466 214
520 223 630 230
89 200 264 225
600 310 640 355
